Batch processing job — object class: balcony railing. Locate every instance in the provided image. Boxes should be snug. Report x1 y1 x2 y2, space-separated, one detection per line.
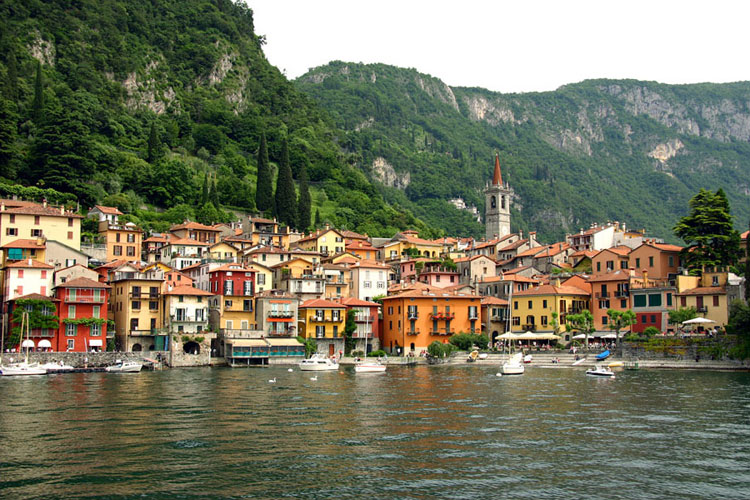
221 329 262 338
353 331 374 338
595 292 610 298
130 292 160 299
407 312 419 320
171 315 207 323
614 291 629 298
469 313 479 320
430 312 455 320
268 310 295 319
431 329 454 336
697 306 708 313
66 295 105 303
267 329 296 337
312 316 341 323
354 314 374 323
522 324 537 332
407 329 420 336
130 329 157 337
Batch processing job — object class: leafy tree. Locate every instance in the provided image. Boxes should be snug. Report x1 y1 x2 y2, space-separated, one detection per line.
567 309 595 349
607 309 637 345
427 340 455 359
31 60 44 123
255 131 273 212
297 335 317 358
101 193 132 214
550 311 560 336
668 307 697 326
642 326 660 338
9 298 59 349
196 202 221 225
727 300 750 359
5 48 18 102
297 162 312 231
0 98 19 178
674 188 741 270
200 173 209 206
274 136 297 227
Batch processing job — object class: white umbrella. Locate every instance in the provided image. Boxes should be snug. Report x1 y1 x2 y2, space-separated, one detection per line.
38 339 52 348
518 331 539 339
600 333 618 339
682 317 715 325
497 332 517 339
21 339 35 348
572 333 587 339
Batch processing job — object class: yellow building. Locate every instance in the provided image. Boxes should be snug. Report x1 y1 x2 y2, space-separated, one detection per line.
510 283 590 342
676 269 732 327
99 220 142 263
208 241 239 262
298 298 346 357
294 227 345 256
245 262 273 293
110 272 165 352
379 230 443 262
1 238 47 267
0 200 82 250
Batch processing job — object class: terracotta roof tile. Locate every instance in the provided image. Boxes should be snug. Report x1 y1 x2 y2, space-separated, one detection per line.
93 205 123 216
56 277 110 289
513 284 590 297
1 239 46 249
170 221 222 232
300 298 346 309
5 259 53 269
163 285 214 296
678 286 725 296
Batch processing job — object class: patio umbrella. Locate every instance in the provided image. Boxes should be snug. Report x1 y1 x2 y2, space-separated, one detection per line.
498 332 517 339
572 333 587 339
37 339 52 349
682 317 715 325
21 339 35 348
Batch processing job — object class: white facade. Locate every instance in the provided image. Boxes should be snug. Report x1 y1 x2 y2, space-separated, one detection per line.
166 296 210 334
4 263 54 299
351 266 388 302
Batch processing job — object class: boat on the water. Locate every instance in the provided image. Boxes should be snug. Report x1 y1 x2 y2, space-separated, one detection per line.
105 360 142 373
501 352 525 375
595 350 611 361
0 362 47 376
354 361 387 373
299 354 339 371
608 361 624 368
586 364 615 378
625 360 640 370
523 354 533 364
40 362 75 372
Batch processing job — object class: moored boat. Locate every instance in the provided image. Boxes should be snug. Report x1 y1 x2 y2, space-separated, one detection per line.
105 360 142 373
354 361 387 373
586 364 615 378
298 354 339 371
0 362 47 376
501 352 525 375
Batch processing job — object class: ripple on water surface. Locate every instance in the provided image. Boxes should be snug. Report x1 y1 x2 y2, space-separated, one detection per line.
0 366 749 499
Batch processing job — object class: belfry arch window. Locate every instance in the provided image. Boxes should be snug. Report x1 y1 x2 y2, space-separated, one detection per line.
490 196 496 209
501 196 506 209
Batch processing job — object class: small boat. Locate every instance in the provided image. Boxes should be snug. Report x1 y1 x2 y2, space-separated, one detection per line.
0 362 48 376
595 350 611 361
608 361 624 368
299 354 339 371
625 360 640 371
501 352 525 375
467 350 479 362
40 362 75 372
105 360 143 373
586 364 615 378
572 357 586 366
354 361 387 373
523 354 533 364
478 353 488 360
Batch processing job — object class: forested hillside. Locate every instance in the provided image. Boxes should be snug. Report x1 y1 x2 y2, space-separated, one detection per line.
297 62 750 242
0 1 435 237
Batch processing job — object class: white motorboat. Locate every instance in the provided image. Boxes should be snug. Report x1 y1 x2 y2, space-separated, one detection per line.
523 354 533 364
41 362 75 372
354 361 387 373
586 364 615 378
298 354 339 371
0 362 47 376
105 360 143 373
501 352 525 375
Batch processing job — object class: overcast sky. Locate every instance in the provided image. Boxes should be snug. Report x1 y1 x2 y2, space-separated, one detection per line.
248 0 749 94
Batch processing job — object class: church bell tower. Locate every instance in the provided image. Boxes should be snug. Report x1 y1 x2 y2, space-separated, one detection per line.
484 154 511 240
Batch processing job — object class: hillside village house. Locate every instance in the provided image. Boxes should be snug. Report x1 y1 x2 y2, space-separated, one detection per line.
628 241 682 280
456 254 497 286
208 263 256 334
87 205 123 224
298 298 347 357
294 227 345 256
510 282 590 341
591 246 631 275
170 221 222 244
337 297 381 353
55 277 110 352
0 200 82 250
160 238 209 270
416 261 460 289
238 216 292 248
349 260 389 302
161 285 212 335
381 287 482 355
110 270 165 352
99 220 142 263
254 290 299 337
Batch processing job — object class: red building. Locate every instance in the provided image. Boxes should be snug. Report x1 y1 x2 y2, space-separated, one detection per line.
55 277 111 352
208 263 255 297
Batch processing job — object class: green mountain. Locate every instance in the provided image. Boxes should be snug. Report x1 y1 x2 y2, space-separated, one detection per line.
296 62 750 242
0 1 434 237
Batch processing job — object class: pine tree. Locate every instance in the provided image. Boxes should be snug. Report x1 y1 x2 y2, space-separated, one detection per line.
674 188 741 270
274 137 297 227
255 131 273 212
31 61 44 123
297 162 312 231
147 121 162 163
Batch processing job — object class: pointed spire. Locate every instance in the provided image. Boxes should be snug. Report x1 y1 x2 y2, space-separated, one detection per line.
492 154 503 186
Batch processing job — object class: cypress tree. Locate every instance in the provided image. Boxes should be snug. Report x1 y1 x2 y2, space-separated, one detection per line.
314 208 321 229
31 60 44 123
255 131 273 212
297 162 312 231
147 121 162 163
211 176 220 208
0 98 19 178
274 137 296 227
200 173 209 206
5 49 18 102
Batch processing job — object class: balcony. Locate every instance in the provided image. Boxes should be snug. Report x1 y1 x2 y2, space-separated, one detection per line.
614 290 629 298
130 329 157 337
171 315 207 323
66 295 105 303
406 329 420 336
522 324 537 332
221 329 262 338
431 329 454 336
430 312 455 320
353 331 374 338
268 310 295 319
355 314 374 323
595 292 610 298
267 329 296 337
697 306 708 313
407 312 419 320
469 313 479 320
130 292 159 299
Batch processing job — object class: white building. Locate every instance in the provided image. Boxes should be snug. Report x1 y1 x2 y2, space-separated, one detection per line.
349 260 389 302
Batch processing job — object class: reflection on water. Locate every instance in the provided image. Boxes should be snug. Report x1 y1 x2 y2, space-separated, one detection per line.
1 366 749 499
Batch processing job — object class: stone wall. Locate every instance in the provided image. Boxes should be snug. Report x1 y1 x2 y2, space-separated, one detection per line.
1 351 148 368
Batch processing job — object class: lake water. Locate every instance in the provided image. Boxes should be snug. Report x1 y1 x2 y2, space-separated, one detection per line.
1 365 749 499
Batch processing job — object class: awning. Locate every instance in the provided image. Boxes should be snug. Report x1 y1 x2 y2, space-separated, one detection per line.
37 339 52 348
497 332 518 339
21 339 35 348
89 339 103 347
682 317 715 324
229 339 268 347
266 338 303 347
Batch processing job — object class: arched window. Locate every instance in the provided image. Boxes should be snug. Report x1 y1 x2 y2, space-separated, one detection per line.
490 196 496 209
501 196 506 209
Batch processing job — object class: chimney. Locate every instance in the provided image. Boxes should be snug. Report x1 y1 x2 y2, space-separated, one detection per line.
60 206 64 215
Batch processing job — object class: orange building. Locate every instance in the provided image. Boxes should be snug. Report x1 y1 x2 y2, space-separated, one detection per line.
629 241 682 280
381 287 482 355
591 246 630 275
587 269 640 331
99 221 143 263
